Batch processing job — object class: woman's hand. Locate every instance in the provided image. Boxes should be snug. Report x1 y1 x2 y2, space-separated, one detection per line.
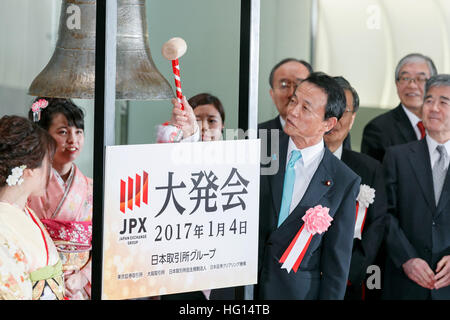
170 96 198 138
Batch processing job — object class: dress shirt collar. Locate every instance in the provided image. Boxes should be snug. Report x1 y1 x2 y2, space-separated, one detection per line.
401 104 423 139
287 137 325 167
426 135 450 167
332 144 343 160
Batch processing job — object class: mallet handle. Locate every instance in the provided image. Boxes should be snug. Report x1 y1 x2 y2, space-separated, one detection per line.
171 58 184 110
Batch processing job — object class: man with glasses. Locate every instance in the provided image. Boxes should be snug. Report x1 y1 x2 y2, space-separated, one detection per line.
361 53 437 162
382 74 450 299
324 77 387 300
258 58 313 175
260 58 313 132
257 72 360 300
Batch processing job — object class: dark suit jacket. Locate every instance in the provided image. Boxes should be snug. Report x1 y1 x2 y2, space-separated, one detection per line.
361 104 417 162
383 139 450 299
258 116 286 170
259 115 283 132
340 149 387 297
257 134 361 300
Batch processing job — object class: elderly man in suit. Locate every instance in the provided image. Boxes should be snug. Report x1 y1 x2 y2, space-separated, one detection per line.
257 72 361 300
361 53 437 162
258 59 351 175
259 58 313 132
324 76 387 300
383 74 450 299
258 59 312 174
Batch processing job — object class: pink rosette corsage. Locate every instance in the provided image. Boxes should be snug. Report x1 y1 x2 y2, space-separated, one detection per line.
279 205 333 273
302 205 333 235
31 99 48 122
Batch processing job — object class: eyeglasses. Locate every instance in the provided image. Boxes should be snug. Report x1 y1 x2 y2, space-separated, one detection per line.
276 79 303 91
397 76 428 85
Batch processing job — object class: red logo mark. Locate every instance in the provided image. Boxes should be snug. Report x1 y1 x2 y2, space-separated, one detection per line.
120 171 149 213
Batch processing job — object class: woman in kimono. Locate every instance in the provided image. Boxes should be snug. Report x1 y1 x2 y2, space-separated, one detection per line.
27 98 93 300
0 115 64 300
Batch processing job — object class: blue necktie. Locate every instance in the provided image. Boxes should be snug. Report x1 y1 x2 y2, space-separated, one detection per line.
277 150 302 227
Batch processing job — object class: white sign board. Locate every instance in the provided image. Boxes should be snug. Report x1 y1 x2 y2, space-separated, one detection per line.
101 139 260 300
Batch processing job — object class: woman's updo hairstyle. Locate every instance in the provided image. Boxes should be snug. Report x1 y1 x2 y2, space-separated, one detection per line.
28 97 85 131
0 116 56 187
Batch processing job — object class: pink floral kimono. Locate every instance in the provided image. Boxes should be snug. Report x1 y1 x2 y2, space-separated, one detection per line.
28 164 93 300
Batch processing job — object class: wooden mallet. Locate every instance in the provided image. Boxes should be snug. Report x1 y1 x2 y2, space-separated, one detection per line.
162 37 187 110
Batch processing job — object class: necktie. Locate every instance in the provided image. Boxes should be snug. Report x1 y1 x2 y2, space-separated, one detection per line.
417 121 426 139
277 150 302 227
433 145 447 205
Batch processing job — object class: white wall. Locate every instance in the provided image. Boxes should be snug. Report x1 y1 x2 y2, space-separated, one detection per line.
315 0 450 109
0 0 60 116
0 0 59 90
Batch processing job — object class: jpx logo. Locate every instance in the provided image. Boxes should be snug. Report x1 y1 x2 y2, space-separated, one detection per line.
120 171 149 213
119 171 149 238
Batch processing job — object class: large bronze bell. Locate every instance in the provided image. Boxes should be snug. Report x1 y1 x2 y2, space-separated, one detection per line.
28 0 173 100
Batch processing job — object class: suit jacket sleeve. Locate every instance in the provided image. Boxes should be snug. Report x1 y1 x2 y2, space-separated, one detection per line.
383 148 420 268
348 163 387 285
319 175 361 299
361 120 386 162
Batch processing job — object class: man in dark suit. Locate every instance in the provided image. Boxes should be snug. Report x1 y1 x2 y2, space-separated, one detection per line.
324 77 387 300
383 74 450 299
361 53 437 162
257 72 361 300
259 59 313 175
259 58 313 132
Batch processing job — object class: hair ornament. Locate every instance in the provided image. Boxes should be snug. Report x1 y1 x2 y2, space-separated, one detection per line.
31 99 49 122
6 165 27 187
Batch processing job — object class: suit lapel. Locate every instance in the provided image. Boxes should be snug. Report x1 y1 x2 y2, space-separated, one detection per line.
270 133 289 219
408 140 436 212
436 162 450 218
275 115 283 131
274 116 287 139
393 104 418 143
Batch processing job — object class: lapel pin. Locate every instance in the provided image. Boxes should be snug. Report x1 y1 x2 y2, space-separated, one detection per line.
324 180 332 186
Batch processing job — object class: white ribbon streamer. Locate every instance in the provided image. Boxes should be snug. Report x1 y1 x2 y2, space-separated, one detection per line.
280 228 312 273
354 202 367 240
